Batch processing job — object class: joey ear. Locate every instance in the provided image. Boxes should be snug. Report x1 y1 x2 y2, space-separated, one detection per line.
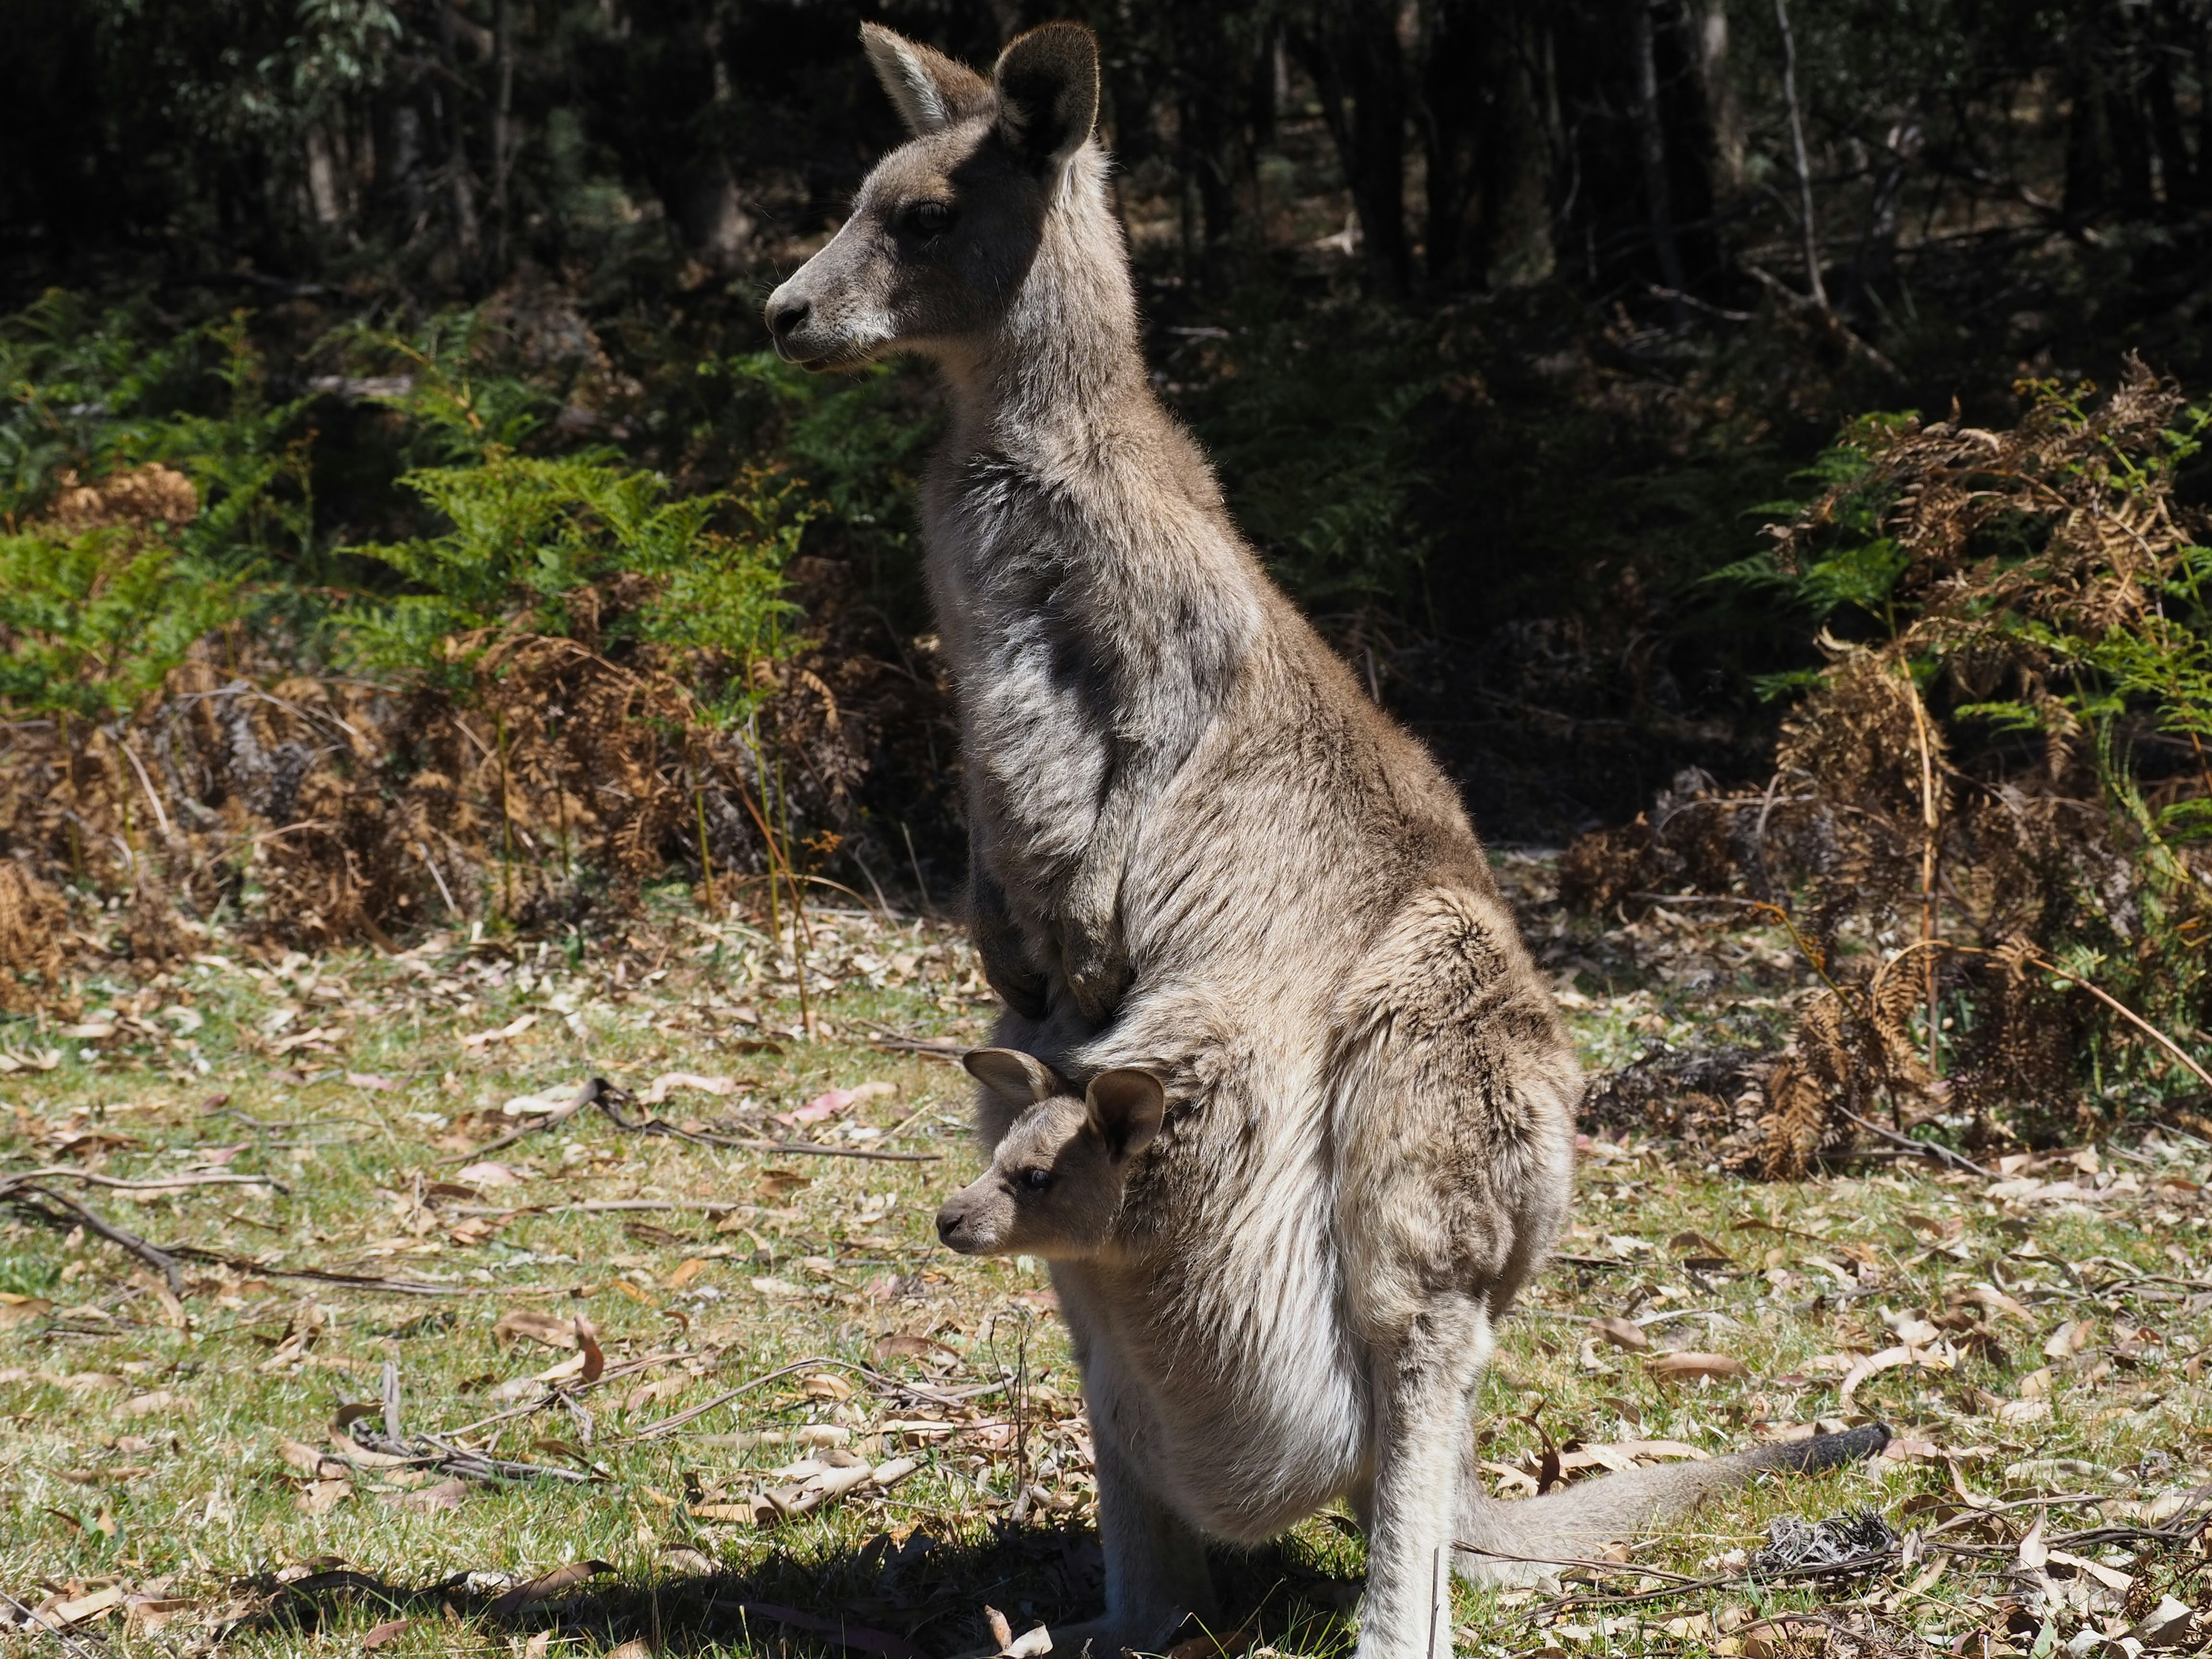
963 1047 1062 1104
861 23 991 137
992 22 1100 173
1085 1069 1165 1162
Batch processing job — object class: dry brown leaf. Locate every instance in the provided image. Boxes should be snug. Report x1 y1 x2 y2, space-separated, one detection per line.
297 1479 353 1515
363 1616 412 1650
605 1642 651 1659
125 1596 198 1635
454 1160 527 1186
47 1585 126 1627
1647 1351 1745 1382
0 1294 52 1327
576 1315 605 1385
278 1438 341 1478
385 1476 467 1514
493 1308 578 1350
665 1259 710 1290
803 1372 853 1401
487 1560 614 1618
1590 1316 1650 1353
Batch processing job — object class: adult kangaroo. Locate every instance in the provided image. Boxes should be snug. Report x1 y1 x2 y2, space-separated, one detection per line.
764 24 1886 1659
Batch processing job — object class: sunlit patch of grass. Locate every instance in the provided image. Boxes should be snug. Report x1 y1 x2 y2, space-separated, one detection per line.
3 875 2206 1656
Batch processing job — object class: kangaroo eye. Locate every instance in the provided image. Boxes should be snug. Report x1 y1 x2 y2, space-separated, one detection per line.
1021 1167 1051 1191
905 200 954 237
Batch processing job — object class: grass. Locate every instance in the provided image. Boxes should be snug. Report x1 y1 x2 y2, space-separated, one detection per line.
1 858 2205 1657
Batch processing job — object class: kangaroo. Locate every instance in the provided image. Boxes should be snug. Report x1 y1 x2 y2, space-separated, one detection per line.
938 1047 1891 1633
764 28 1888 1659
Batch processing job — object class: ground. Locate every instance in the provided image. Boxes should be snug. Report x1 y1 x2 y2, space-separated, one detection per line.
2 855 2206 1659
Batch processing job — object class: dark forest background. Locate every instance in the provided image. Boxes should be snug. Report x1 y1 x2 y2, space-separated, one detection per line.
7 0 2206 829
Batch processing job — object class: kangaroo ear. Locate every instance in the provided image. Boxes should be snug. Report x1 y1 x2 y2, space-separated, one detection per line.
993 22 1100 173
963 1047 1062 1104
1085 1069 1165 1162
861 23 990 137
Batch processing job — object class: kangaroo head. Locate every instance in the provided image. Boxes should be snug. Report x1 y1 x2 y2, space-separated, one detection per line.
934 1047 1164 1259
763 22 1100 371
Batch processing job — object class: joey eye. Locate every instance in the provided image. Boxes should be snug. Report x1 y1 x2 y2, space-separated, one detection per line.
904 200 955 237
1020 1167 1052 1191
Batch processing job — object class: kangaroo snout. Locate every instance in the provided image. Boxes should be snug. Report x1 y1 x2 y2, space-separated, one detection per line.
763 287 812 358
935 1194 978 1252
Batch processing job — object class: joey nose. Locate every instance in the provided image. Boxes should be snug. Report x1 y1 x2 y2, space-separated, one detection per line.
764 290 810 347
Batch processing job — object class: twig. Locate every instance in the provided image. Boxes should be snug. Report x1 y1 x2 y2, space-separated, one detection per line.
1771 0 1828 309
452 1077 609 1162
0 1585 100 1659
589 1089 942 1162
854 1017 967 1062
2 1166 289 1195
1 1179 183 1295
1833 1107 1995 1180
164 1247 472 1297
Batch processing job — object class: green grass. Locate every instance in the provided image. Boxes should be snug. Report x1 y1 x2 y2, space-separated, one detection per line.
1 862 2204 1657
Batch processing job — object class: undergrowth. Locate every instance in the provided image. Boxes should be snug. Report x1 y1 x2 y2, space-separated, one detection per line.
1564 359 2212 1161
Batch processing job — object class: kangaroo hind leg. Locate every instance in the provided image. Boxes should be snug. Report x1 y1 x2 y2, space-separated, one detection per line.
1356 1296 1492 1659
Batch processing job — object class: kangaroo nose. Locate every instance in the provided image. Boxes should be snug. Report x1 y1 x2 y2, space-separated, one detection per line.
934 1202 963 1244
765 292 810 341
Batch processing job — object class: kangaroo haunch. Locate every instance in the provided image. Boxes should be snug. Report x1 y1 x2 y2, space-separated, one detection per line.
767 28 1887 1659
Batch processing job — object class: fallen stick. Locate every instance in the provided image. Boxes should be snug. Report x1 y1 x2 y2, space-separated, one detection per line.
1834 1108 1996 1181
2 1166 289 1195
165 1247 471 1297
590 1086 939 1162
452 1077 610 1162
1 1179 184 1295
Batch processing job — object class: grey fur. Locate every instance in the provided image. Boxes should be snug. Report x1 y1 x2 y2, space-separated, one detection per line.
764 27 1885 1658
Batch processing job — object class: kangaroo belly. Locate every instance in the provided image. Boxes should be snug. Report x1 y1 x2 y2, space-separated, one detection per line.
1055 1205 1369 1544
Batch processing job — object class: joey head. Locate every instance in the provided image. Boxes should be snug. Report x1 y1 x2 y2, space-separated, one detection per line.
935 1047 1163 1258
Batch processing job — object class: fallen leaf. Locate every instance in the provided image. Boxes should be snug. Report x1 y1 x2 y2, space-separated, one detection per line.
1646 1351 1745 1382
576 1315 604 1384
1838 1342 1955 1409
493 1308 578 1350
279 1438 342 1478
0 1295 52 1327
456 1161 528 1187
464 1014 538 1049
804 1372 854 1401
2043 1320 2093 1361
1998 1398 2052 1425
639 1072 741 1104
385 1477 467 1514
487 1561 615 1618
757 1169 811 1199
125 1596 198 1635
363 1617 412 1649
2017 1515 2047 1571
297 1479 353 1515
47 1585 126 1626
871 1457 919 1488
1590 1316 1649 1353
666 1259 710 1290
606 1642 651 1659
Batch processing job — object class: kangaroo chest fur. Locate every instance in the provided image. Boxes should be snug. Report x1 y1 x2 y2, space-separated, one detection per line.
1050 1097 1372 1541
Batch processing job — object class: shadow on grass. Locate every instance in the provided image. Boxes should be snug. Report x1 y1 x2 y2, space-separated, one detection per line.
234 1517 1365 1657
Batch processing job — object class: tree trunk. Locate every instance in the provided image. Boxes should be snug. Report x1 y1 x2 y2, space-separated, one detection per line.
1293 0 1412 297
1631 0 1688 310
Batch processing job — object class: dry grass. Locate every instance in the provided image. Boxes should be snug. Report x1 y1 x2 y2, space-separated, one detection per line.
0 861 2205 1658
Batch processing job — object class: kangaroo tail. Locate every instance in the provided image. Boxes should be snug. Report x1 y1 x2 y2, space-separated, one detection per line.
1454 1423 1891 1585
